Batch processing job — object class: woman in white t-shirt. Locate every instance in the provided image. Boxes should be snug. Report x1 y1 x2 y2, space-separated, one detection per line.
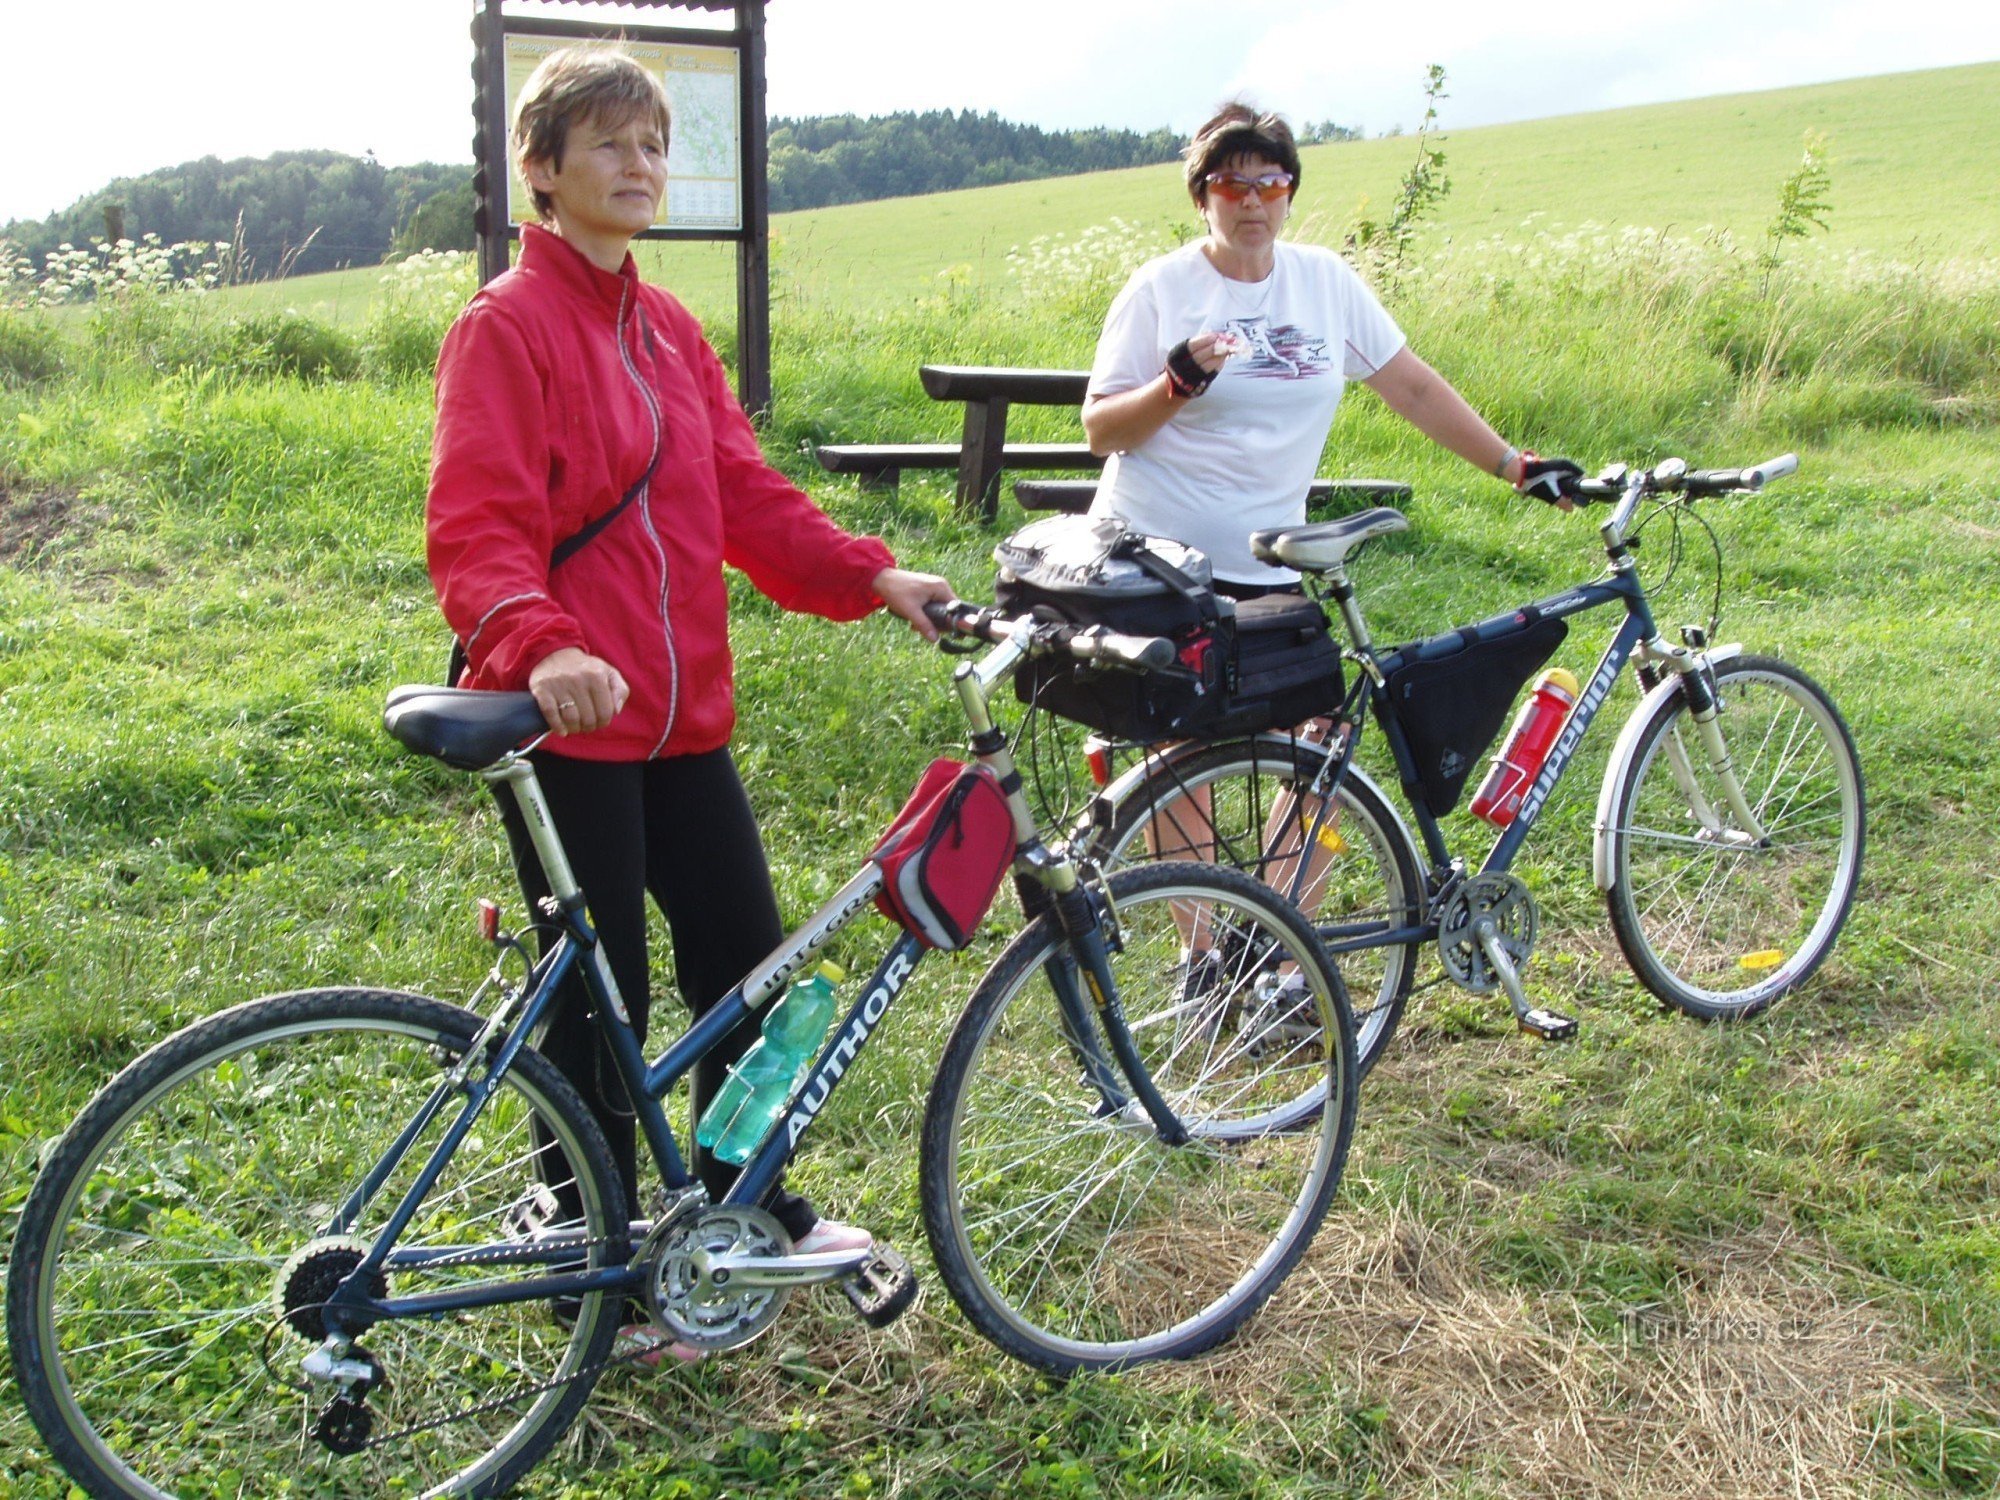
1084 101 1581 594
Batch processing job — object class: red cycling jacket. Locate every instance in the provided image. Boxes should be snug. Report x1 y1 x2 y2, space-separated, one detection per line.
427 224 895 761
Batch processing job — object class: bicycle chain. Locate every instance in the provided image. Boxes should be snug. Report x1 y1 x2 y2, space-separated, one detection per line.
265 1226 652 1452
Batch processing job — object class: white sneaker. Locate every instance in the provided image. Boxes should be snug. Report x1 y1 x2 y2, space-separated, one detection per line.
793 1218 873 1255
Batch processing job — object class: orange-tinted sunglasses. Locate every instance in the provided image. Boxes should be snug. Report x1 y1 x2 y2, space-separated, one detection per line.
1204 170 1295 203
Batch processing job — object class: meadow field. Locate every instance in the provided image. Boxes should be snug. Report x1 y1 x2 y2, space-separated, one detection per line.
2 62 1998 1499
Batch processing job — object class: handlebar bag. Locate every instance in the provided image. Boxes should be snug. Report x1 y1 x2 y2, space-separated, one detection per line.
993 515 1229 741
871 758 1017 950
1380 614 1568 816
1206 592 1344 737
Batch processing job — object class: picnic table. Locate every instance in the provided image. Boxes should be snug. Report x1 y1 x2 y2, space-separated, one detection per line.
813 365 1097 520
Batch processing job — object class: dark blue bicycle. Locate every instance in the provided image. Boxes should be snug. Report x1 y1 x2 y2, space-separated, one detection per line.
1087 455 1866 1076
8 603 1355 1497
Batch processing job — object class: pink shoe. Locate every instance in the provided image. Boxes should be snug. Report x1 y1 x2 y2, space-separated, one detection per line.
616 1322 704 1368
792 1218 873 1256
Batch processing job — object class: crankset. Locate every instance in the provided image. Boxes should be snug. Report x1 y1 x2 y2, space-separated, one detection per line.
1435 872 1576 1040
643 1204 797 1351
1436 872 1537 994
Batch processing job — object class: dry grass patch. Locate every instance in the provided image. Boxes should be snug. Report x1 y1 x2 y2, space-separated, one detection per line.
1247 1210 1978 1498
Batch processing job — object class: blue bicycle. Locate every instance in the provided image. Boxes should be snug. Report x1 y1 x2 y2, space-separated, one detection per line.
8 603 1355 1497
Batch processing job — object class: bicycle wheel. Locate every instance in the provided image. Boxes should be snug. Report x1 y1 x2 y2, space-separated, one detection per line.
920 861 1356 1373
1604 656 1865 1020
1099 737 1422 1076
8 988 626 1499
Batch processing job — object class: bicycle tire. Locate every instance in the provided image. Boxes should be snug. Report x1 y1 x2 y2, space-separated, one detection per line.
1604 656 1865 1020
1097 737 1423 1077
7 987 626 1499
920 861 1356 1373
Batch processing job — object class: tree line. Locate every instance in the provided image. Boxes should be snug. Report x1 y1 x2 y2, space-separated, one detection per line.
1 151 465 279
1 110 1366 279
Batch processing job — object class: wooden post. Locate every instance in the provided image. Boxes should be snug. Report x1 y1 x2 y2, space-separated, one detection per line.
957 399 1010 521
472 0 512 286
734 0 773 417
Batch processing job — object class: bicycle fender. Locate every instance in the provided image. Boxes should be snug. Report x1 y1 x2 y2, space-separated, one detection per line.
1592 643 1744 890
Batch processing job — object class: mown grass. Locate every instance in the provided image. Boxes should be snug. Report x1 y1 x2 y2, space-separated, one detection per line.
2 129 1999 1497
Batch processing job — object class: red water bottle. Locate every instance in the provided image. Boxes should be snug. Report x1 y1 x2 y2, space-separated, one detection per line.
1470 668 1580 828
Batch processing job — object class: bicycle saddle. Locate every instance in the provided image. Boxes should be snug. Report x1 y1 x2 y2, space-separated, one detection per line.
1249 507 1410 573
382 686 549 770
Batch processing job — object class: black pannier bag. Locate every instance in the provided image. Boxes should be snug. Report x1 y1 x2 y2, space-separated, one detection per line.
994 515 1227 741
1381 613 1569 816
1207 592 1343 737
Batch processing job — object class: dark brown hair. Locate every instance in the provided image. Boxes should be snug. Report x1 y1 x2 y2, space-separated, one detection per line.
1183 102 1301 205
511 46 673 221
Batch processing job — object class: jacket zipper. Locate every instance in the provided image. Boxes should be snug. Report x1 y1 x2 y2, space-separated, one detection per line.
614 279 680 754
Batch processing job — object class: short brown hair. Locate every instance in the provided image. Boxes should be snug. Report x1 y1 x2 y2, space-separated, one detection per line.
512 45 673 221
1184 102 1301 205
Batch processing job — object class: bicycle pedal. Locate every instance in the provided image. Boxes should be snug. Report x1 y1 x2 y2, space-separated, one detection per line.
838 1244 919 1329
1517 1007 1579 1042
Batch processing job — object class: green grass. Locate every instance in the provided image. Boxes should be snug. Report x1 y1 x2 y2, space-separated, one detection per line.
1 69 1998 1495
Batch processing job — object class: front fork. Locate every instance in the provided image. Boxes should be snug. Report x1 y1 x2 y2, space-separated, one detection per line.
1637 640 1767 845
1019 858 1191 1146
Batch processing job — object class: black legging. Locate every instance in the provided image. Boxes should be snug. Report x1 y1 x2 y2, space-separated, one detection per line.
493 746 818 1239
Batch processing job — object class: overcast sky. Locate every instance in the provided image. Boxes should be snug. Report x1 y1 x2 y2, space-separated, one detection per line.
3 0 1997 224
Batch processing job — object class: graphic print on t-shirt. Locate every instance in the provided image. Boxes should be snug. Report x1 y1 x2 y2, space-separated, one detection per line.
1224 317 1332 381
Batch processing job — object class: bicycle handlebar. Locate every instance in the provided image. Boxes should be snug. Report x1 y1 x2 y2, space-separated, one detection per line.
1574 452 1799 505
924 599 1178 674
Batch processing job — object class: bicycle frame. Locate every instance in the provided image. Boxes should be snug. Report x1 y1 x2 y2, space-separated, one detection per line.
320 623 1193 1339
1366 569 1660 883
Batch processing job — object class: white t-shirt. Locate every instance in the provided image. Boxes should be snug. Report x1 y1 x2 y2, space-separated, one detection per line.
1086 240 1405 583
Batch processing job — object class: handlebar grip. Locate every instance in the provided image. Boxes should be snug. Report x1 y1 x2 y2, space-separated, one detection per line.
1742 453 1798 490
1064 625 1177 672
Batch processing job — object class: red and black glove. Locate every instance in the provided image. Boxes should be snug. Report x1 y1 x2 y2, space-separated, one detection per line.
1165 339 1216 399
1516 453 1584 507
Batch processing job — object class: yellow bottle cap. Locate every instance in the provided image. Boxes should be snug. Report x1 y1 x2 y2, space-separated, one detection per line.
815 959 848 984
1542 667 1580 698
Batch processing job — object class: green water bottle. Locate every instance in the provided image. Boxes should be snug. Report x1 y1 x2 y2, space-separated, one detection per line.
696 960 845 1165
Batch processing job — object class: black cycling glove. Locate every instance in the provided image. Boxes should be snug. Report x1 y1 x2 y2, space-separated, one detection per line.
1516 454 1585 507
1165 339 1216 399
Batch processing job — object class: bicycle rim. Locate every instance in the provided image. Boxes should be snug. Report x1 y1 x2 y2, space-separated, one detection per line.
1099 738 1420 1075
1607 658 1864 1018
8 989 624 1499
923 863 1355 1372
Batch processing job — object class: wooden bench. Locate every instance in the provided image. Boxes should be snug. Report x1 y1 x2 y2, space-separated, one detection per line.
920 365 1095 519
814 440 1097 496
1014 478 1416 514
814 364 1098 519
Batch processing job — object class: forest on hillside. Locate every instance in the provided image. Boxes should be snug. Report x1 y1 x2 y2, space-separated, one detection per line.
0 111 1363 280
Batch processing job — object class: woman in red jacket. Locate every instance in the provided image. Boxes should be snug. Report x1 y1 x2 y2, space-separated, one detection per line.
427 45 951 1359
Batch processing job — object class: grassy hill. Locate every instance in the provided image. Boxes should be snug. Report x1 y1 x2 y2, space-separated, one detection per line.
224 60 2000 329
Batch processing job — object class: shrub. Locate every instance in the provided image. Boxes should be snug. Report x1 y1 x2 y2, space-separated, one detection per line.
0 308 66 387
226 310 359 381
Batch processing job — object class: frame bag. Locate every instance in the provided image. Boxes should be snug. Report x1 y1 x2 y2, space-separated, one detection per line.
1382 614 1569 817
871 758 1017 950
994 515 1227 741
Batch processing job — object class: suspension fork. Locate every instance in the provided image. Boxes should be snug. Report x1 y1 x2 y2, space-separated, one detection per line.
1640 651 1767 844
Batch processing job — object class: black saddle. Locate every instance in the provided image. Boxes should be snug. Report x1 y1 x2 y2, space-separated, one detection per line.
382 686 549 770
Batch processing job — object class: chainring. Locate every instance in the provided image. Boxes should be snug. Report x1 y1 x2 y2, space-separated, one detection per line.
1435 872 1538 994
642 1204 793 1351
